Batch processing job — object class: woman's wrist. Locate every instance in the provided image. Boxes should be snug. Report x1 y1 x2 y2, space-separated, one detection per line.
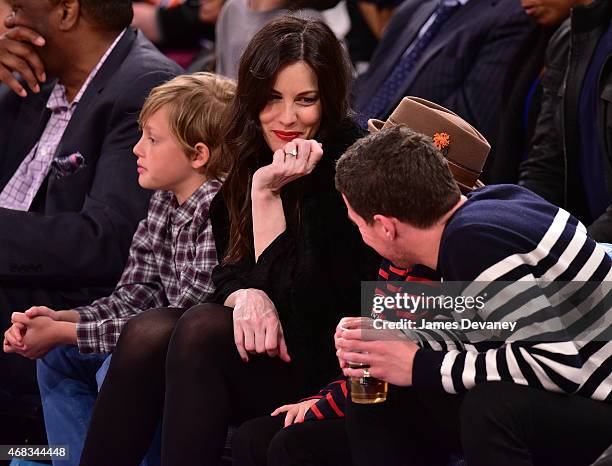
251 185 280 201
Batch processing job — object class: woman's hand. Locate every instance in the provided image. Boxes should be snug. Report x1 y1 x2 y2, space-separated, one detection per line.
271 399 318 427
251 139 323 196
233 289 291 363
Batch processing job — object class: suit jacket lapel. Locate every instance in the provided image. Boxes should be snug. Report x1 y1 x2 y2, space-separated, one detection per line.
0 84 53 192
384 0 489 116
358 0 438 105
55 28 137 160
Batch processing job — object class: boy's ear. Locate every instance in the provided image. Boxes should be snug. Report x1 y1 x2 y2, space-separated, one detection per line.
192 142 210 170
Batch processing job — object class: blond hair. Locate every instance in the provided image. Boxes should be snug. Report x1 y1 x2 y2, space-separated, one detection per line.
139 72 236 177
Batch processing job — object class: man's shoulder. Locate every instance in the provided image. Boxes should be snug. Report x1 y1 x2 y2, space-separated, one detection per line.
446 185 560 239
439 185 583 280
112 30 183 83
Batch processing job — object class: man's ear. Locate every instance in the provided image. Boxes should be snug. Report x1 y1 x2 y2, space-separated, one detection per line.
192 142 210 170
57 0 80 31
373 214 397 240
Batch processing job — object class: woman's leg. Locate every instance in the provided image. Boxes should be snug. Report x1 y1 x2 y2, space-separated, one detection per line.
79 307 185 466
161 303 300 465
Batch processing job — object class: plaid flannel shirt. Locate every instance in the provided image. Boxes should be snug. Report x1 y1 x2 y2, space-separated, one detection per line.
75 178 222 353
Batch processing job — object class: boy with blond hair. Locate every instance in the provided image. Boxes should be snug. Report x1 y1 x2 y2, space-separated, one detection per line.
3 72 235 466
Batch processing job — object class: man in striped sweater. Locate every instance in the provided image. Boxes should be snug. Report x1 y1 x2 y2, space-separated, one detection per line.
331 123 612 466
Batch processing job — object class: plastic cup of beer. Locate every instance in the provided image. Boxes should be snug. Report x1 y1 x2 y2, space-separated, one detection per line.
341 318 388 404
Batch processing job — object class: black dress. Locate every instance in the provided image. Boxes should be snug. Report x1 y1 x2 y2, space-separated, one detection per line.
209 118 380 395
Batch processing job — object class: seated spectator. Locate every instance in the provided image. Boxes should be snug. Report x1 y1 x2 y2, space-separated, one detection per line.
352 0 530 150
486 0 591 184
519 0 612 242
0 0 180 442
215 0 323 79
3 72 235 466
333 124 612 466
78 16 378 466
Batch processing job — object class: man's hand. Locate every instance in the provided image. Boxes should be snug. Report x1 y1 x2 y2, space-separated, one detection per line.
232 288 291 363
0 14 46 97
271 399 318 427
9 313 70 359
335 317 419 387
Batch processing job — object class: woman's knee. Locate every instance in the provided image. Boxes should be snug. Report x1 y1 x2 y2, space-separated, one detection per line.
116 308 182 361
168 303 234 355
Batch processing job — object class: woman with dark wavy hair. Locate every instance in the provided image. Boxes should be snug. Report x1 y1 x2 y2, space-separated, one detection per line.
80 16 377 466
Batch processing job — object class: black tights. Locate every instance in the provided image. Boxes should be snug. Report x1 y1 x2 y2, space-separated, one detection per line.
79 303 300 466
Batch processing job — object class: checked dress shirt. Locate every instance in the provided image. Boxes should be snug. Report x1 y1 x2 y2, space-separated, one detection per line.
75 179 222 354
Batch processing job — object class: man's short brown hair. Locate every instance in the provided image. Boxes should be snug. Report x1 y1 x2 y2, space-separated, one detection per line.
139 72 236 178
335 125 461 228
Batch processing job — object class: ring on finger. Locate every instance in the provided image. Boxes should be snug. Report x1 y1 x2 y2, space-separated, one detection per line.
363 368 371 378
285 148 298 157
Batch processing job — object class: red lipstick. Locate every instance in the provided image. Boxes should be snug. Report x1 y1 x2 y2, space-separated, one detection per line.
272 130 302 142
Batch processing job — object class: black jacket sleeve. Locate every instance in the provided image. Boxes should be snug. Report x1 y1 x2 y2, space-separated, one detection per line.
518 20 571 205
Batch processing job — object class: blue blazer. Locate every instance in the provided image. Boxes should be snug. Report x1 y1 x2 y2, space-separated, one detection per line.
354 0 531 145
0 29 182 289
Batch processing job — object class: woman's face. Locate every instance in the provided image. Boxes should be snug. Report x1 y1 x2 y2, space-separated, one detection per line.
259 61 322 153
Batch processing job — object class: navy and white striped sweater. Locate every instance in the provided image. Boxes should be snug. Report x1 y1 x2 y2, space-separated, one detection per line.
412 185 611 401
305 185 611 421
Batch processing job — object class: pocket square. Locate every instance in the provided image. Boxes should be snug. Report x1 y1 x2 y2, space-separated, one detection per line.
51 152 86 179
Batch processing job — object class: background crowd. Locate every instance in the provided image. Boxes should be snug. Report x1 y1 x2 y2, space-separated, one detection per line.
0 0 611 465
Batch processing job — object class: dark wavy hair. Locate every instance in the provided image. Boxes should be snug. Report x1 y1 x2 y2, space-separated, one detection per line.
209 16 353 263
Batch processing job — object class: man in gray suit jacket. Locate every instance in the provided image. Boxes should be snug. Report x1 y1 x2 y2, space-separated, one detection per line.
0 0 181 439
354 0 530 148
